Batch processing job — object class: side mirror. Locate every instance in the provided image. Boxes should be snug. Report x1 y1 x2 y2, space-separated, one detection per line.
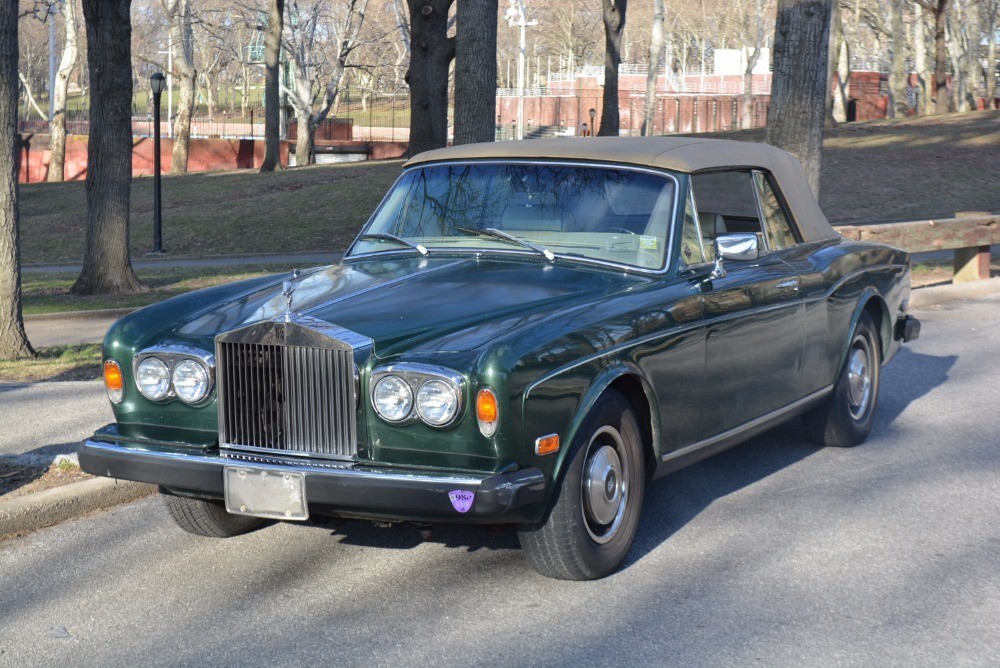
708 233 759 281
716 233 759 262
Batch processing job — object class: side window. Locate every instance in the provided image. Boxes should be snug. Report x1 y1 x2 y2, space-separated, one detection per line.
753 171 799 250
689 171 763 250
678 187 706 267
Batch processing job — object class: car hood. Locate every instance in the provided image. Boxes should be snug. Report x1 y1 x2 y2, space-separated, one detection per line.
175 256 648 354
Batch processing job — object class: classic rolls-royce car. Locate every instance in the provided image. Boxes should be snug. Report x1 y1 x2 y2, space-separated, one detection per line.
81 137 920 580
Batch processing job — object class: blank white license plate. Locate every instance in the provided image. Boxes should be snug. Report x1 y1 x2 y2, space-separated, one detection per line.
224 466 308 521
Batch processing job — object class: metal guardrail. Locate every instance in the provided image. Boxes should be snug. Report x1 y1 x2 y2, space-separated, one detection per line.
836 212 999 283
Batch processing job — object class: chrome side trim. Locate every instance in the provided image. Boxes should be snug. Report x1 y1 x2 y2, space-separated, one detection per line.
660 385 833 463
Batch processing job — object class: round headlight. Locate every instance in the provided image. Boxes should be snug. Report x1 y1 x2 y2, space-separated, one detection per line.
136 357 171 401
172 359 211 404
373 375 413 422
416 379 460 426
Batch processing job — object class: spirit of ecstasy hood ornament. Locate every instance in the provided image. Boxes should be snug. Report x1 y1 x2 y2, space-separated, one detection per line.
281 269 302 321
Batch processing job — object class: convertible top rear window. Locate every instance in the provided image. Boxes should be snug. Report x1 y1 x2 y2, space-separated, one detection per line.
350 163 677 271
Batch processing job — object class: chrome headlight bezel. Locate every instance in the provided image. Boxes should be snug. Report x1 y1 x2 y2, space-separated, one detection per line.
370 364 465 428
133 346 216 406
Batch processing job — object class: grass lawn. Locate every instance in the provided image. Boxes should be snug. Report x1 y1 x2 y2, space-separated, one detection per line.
0 343 102 382
19 160 404 264
22 264 303 316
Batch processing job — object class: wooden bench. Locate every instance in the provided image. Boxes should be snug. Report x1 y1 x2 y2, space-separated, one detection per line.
835 212 998 283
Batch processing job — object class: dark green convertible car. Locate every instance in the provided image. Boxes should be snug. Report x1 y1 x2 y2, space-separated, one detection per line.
81 137 920 580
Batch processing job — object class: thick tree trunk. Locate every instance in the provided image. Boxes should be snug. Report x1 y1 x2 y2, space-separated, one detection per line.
767 0 834 199
986 1 998 105
453 0 498 145
0 3 34 358
933 0 950 114
163 0 195 174
641 0 665 136
405 0 454 157
72 0 143 296
260 0 284 172
295 108 313 166
828 1 849 124
598 0 627 136
888 0 909 118
48 0 80 183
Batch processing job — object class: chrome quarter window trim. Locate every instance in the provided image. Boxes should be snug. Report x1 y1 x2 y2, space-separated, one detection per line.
133 345 216 406
345 159 681 276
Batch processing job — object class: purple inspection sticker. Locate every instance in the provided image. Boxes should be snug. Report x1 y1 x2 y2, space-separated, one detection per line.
448 490 475 513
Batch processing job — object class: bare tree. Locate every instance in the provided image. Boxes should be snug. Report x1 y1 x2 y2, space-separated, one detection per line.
598 0 627 136
887 0 909 118
767 0 834 198
1 0 33 359
283 0 370 166
738 0 771 130
453 0 497 145
827 0 850 125
913 0 951 114
48 0 81 183
914 1 931 114
161 0 196 173
986 0 999 105
72 0 143 296
260 0 284 172
641 0 664 136
404 0 454 156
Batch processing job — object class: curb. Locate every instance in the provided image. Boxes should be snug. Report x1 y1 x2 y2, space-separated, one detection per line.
0 477 156 538
910 276 1000 309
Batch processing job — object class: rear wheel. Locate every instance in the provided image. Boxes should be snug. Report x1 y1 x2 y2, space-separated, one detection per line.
518 390 645 580
804 312 881 448
162 490 264 538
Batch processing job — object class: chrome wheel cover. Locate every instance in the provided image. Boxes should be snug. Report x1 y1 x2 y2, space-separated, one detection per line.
582 426 629 544
847 337 873 421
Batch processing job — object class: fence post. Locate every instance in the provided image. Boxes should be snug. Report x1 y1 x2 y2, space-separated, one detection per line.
953 211 993 283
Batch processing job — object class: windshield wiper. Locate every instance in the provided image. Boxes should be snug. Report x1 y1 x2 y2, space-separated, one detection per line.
356 233 427 256
455 227 555 262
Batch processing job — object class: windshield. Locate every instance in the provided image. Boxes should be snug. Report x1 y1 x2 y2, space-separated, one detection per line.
349 162 677 271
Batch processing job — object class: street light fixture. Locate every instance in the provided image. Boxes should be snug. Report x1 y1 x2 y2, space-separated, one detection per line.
505 0 537 141
150 72 166 255
589 108 597 136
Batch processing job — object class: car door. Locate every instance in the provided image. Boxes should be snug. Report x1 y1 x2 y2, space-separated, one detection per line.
693 170 806 439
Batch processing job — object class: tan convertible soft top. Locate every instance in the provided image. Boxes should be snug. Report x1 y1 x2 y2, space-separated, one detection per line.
405 137 840 243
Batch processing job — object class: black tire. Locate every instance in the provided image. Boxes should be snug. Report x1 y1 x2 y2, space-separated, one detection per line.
804 312 882 448
162 491 265 538
517 390 645 580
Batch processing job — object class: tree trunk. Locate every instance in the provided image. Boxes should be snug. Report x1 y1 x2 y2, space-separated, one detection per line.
404 0 454 157
830 2 850 123
72 0 143 296
295 107 313 166
888 0 909 118
0 2 34 359
767 0 834 199
914 3 930 115
48 0 80 183
933 0 950 114
163 0 196 174
454 0 498 145
986 0 998 106
641 0 665 136
260 0 284 172
598 0 627 136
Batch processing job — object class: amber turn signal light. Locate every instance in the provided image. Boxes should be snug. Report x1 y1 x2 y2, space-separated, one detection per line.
535 434 560 456
476 388 498 437
103 359 124 404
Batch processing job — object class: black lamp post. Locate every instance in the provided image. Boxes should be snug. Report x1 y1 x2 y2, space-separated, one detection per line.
150 72 166 254
588 108 596 137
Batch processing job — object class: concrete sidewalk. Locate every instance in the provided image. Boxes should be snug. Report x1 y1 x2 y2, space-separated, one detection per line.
4 275 1000 539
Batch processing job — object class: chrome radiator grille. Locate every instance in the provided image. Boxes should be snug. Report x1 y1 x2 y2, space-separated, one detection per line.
217 340 358 458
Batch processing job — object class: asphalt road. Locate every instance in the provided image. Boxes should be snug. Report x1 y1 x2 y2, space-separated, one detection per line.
0 381 111 460
2 295 999 666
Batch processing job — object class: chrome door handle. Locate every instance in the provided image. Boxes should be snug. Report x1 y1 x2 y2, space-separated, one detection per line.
775 278 800 292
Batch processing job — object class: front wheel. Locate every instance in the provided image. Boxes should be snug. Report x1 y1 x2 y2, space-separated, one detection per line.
804 312 882 448
518 390 645 580
162 490 265 538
